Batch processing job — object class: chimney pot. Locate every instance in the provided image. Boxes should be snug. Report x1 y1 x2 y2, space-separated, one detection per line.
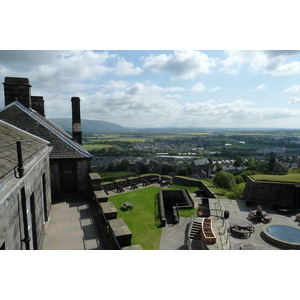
3 77 32 108
31 96 45 116
71 97 82 144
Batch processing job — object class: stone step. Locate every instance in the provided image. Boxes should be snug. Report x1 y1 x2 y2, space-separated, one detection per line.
189 220 202 239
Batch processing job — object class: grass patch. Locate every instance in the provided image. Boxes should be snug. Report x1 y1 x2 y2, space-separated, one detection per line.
83 144 114 150
251 173 300 183
109 186 162 250
99 171 135 180
108 184 200 249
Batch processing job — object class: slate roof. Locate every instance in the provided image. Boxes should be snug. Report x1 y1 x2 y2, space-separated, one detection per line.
0 119 50 180
0 101 92 160
193 158 210 166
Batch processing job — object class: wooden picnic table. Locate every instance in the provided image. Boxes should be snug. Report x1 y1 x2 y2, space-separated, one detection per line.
231 227 251 238
248 210 270 223
263 214 272 223
122 202 134 210
234 243 257 250
230 221 254 233
230 221 254 238
235 221 251 229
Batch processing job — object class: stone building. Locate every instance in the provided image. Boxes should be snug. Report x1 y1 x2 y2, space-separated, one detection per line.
191 158 214 179
0 77 93 199
0 120 52 250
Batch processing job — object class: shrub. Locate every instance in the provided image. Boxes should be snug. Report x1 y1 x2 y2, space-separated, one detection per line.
235 175 244 184
213 171 236 190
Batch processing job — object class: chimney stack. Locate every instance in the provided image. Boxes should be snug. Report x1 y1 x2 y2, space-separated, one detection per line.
3 77 32 108
71 97 82 144
31 96 45 116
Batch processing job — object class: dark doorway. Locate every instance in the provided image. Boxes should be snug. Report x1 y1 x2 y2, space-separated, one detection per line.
59 159 78 193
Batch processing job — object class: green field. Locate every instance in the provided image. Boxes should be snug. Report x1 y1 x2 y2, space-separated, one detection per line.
83 144 115 150
108 186 162 250
108 184 199 250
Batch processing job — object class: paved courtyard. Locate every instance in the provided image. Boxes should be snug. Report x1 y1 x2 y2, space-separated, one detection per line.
42 194 104 250
221 198 300 250
42 188 300 250
159 192 300 250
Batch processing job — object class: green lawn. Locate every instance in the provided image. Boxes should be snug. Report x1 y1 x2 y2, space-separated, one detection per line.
108 186 162 250
251 173 300 183
108 184 199 250
99 171 135 180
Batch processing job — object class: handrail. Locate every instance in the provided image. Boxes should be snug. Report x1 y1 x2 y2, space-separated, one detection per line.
187 214 194 250
214 195 233 250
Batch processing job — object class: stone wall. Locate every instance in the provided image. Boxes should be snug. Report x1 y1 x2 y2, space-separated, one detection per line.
0 148 52 250
242 176 300 208
173 176 216 198
77 158 91 193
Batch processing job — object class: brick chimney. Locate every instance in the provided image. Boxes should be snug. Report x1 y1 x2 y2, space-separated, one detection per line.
3 77 32 108
31 96 45 116
71 97 82 144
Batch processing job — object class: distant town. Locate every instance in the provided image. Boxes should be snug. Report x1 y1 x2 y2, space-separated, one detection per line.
56 123 300 179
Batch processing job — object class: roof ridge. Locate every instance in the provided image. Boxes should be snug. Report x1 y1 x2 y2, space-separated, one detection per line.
0 119 50 144
1 101 92 158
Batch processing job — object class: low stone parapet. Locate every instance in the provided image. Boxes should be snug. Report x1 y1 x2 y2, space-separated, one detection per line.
93 190 108 202
89 173 102 191
108 218 132 248
100 202 117 220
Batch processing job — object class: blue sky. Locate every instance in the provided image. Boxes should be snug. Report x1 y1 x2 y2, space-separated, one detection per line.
2 50 300 128
1 1 299 129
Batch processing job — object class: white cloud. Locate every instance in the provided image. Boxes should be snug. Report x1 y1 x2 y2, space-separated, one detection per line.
256 84 266 91
284 85 300 93
221 50 300 76
247 84 267 92
101 80 129 91
115 57 143 76
69 81 300 128
143 50 217 79
164 86 185 92
0 50 144 94
191 82 206 92
210 86 221 92
289 96 300 104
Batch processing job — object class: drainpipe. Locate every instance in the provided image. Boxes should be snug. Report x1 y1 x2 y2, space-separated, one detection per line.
16 141 24 178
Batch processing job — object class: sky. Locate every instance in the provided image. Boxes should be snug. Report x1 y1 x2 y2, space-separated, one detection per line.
2 0 298 291
2 50 300 129
1 1 299 130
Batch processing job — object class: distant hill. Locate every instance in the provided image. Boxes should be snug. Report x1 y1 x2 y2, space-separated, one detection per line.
50 118 127 133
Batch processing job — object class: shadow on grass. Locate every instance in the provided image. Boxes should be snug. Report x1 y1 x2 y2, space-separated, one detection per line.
154 193 165 228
